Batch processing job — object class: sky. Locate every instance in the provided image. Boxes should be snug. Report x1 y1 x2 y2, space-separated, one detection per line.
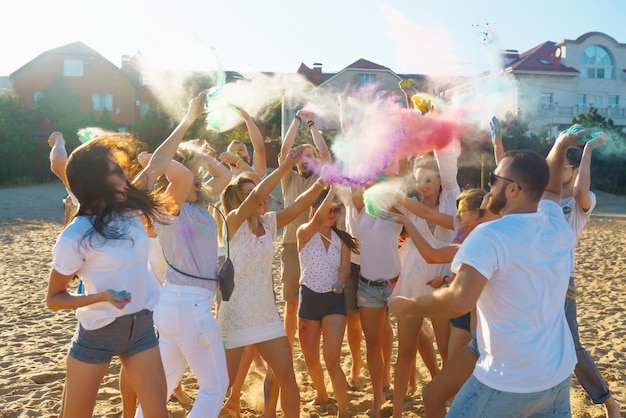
2 0 625 78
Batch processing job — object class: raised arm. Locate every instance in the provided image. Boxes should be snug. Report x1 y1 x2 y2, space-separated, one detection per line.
226 147 302 238
490 116 505 166
276 179 326 230
48 132 69 188
573 136 604 211
544 125 588 203
297 186 336 250
133 93 205 190
307 115 331 163
234 105 267 178
218 151 262 184
280 112 301 161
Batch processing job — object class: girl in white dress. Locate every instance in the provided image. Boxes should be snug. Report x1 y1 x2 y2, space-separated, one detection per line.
218 147 325 418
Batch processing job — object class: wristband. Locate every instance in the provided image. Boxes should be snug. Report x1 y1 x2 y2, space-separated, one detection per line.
307 120 315 128
443 275 449 285
235 159 243 168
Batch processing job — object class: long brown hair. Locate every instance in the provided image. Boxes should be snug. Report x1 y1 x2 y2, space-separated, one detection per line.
311 190 359 254
66 135 168 241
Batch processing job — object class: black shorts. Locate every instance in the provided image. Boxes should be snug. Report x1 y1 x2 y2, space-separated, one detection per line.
298 285 347 321
449 312 471 332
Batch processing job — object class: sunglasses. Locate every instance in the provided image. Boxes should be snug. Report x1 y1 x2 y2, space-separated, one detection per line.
488 172 522 190
329 206 342 215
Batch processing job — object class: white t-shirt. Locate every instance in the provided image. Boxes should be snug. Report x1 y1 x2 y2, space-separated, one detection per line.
344 199 361 265
561 191 596 276
358 210 403 281
452 200 576 393
51 213 160 330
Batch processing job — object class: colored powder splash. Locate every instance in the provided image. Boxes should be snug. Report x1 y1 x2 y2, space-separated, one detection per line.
205 106 240 132
202 44 226 107
363 180 404 217
77 127 111 143
472 19 496 45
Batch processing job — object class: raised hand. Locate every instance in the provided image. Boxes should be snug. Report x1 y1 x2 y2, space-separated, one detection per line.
490 116 501 139
585 133 606 150
558 124 587 147
48 131 65 148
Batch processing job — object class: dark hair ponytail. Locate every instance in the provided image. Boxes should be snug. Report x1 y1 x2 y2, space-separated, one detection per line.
332 225 359 254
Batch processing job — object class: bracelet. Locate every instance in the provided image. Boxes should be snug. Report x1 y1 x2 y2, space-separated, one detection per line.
307 120 315 128
235 159 243 168
442 275 449 285
315 178 327 188
294 114 302 122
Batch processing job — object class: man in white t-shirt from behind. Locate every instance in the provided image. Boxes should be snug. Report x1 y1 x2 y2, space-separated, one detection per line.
388 126 588 417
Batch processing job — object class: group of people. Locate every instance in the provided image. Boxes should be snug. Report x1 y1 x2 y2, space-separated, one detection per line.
46 84 620 418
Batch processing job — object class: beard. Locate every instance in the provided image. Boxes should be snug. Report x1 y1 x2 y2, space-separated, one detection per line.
487 187 507 215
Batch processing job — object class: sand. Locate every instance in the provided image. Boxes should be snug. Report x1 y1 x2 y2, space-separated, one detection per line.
1 182 624 417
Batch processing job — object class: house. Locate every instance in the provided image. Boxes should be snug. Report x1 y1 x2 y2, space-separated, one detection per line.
10 41 159 132
0 76 12 93
503 32 626 136
284 59 423 134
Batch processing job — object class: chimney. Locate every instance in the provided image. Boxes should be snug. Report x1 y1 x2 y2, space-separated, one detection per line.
500 49 519 66
312 62 323 86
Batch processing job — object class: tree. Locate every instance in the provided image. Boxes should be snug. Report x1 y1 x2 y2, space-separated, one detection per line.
33 74 81 127
97 108 119 132
132 110 173 151
0 92 37 183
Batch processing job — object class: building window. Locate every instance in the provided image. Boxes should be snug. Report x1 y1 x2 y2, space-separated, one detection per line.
580 45 614 79
575 94 586 107
92 94 113 111
608 95 619 108
64 59 84 77
139 101 150 117
33 92 43 106
359 73 376 87
588 95 604 109
540 93 553 108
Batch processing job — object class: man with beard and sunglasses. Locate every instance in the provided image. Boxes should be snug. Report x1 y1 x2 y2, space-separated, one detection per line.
388 125 590 417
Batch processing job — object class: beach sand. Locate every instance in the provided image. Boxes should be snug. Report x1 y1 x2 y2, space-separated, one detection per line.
1 182 624 417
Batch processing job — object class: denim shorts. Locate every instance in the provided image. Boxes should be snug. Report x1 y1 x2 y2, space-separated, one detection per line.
69 309 158 364
448 375 572 417
450 312 471 332
298 285 347 321
357 278 394 309
344 263 360 313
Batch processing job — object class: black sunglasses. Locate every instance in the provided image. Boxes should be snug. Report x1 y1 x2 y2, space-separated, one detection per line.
488 172 522 190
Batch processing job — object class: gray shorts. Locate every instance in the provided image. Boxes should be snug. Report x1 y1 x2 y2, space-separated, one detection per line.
69 309 158 364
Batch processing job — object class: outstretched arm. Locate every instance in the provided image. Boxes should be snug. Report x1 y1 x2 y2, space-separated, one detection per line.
48 132 69 189
397 195 455 230
234 105 267 178
490 116 505 166
307 116 331 163
277 179 326 230
134 93 205 190
280 112 301 161
227 147 303 238
544 125 588 203
296 185 335 250
573 136 604 211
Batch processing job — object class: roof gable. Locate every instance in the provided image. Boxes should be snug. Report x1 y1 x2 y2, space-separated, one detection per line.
505 41 578 74
345 58 390 71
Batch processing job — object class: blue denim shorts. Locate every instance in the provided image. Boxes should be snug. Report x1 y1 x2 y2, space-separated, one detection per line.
298 285 347 321
450 312 471 332
69 309 158 364
448 375 572 417
357 278 394 309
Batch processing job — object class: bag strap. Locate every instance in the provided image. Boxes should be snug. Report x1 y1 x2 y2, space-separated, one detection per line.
209 204 230 260
160 204 230 282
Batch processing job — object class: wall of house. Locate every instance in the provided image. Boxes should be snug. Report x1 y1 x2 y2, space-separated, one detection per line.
12 54 135 129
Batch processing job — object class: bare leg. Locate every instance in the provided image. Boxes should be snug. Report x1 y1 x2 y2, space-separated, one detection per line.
393 316 423 418
256 337 300 418
120 366 137 418
430 316 451 368
63 356 110 418
423 344 477 418
417 328 439 379
223 347 245 417
346 311 363 387
285 299 299 351
263 367 279 418
120 347 168 418
361 307 388 418
322 315 349 418
224 345 256 416
298 318 329 404
382 315 394 390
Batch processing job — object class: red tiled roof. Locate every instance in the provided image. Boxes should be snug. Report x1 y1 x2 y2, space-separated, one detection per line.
345 58 390 71
505 41 579 74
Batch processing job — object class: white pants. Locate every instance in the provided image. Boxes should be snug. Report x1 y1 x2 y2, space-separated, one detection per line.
135 282 228 418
